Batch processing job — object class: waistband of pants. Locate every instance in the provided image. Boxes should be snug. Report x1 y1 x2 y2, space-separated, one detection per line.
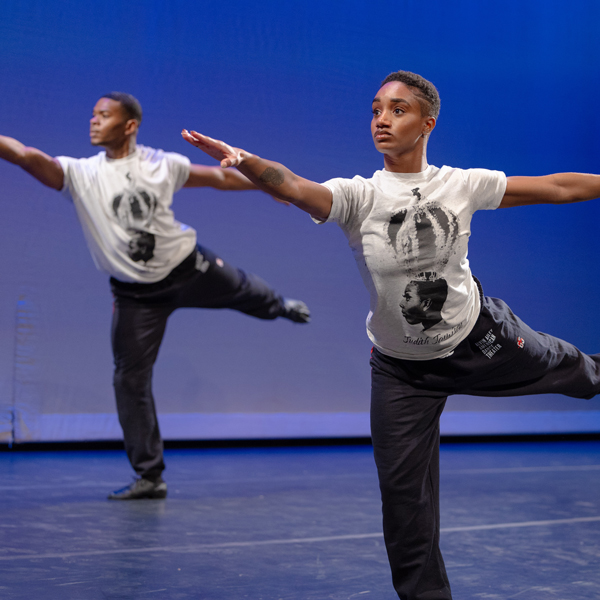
110 247 198 295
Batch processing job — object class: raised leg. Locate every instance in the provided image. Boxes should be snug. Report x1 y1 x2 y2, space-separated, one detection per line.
454 296 600 399
178 245 291 319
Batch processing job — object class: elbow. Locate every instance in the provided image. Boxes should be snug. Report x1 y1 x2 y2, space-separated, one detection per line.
12 148 29 168
17 147 40 170
553 187 578 205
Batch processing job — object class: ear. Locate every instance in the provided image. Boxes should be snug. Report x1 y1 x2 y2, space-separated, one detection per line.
422 116 436 137
125 119 139 136
421 297 432 311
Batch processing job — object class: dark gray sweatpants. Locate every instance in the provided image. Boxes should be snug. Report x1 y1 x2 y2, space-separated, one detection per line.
370 295 600 600
110 245 287 481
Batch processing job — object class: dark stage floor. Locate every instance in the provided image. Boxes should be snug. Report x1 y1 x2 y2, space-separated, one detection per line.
1 440 599 599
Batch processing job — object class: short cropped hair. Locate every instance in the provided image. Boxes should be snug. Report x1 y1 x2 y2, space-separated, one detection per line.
101 92 143 124
380 71 440 119
410 277 448 313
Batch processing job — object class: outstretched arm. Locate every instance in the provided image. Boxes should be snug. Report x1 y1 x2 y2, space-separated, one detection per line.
181 130 333 220
0 135 64 190
184 164 258 190
501 173 600 208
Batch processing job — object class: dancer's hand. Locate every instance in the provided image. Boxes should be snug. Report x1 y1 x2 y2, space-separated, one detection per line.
182 130 246 168
182 129 332 220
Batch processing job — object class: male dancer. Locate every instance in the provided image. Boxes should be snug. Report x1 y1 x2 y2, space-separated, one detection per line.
182 71 600 600
0 92 310 501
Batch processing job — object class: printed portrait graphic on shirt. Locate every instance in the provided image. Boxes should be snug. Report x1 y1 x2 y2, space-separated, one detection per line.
112 187 158 263
400 274 448 331
385 188 461 338
128 231 156 263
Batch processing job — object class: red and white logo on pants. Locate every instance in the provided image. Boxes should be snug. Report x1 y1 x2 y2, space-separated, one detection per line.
517 337 525 349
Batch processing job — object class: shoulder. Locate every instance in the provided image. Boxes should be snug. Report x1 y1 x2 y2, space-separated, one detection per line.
56 151 104 174
321 173 375 203
446 166 507 210
137 145 164 162
432 165 468 183
57 150 104 164
458 166 506 181
433 165 505 187
137 145 190 168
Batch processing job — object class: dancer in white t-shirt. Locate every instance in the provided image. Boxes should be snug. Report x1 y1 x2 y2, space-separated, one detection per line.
0 92 310 501
182 71 600 600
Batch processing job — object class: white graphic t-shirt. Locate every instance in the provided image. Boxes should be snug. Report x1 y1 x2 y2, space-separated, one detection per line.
57 145 197 283
320 165 507 360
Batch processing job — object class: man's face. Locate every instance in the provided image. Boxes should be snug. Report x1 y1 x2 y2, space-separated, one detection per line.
371 81 434 157
400 283 429 325
89 98 134 147
128 232 154 262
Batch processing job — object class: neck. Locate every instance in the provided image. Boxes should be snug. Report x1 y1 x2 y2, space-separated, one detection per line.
383 138 429 174
104 135 137 159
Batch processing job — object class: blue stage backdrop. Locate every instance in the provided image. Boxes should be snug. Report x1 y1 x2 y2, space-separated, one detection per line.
1 0 600 442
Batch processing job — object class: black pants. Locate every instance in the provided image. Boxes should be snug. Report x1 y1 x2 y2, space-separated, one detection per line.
370 295 600 600
110 245 286 480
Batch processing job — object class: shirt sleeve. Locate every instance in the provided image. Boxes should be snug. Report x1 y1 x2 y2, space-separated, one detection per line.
464 168 507 211
55 155 84 202
314 176 365 225
164 152 191 193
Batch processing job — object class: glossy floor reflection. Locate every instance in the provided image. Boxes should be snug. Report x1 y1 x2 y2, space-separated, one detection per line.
0 440 599 599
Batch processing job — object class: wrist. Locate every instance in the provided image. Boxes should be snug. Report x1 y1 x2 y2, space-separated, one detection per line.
240 152 259 166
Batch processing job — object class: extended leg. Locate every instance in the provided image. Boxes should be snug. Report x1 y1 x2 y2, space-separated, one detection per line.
452 296 600 399
178 245 309 322
370 348 452 600
110 299 172 483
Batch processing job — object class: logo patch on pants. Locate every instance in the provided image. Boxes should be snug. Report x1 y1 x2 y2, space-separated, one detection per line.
475 329 502 359
517 337 525 349
195 252 210 273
